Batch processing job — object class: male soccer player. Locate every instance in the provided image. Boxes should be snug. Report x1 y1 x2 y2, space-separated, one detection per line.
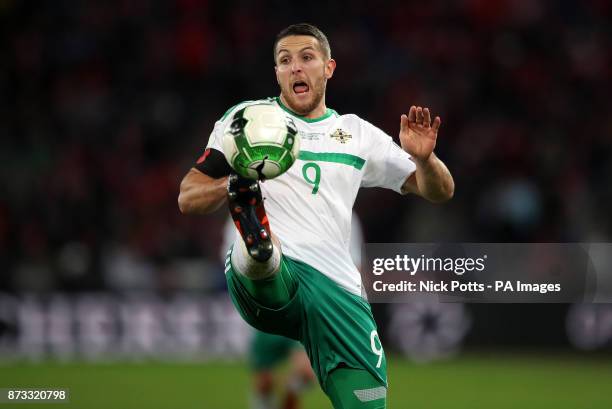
179 23 454 409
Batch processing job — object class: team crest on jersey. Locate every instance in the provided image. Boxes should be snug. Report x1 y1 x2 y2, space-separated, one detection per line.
330 128 352 144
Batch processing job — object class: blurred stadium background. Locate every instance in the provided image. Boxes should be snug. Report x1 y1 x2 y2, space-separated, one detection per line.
1 0 612 408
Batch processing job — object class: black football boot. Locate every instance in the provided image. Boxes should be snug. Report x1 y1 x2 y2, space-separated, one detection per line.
227 173 273 262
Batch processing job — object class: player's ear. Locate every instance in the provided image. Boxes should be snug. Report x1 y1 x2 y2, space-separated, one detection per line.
325 58 336 79
274 65 280 85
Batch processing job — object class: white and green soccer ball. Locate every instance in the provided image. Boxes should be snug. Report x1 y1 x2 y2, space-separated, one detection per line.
222 103 300 180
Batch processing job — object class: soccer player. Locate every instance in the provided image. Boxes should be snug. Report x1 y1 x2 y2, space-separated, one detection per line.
179 23 454 409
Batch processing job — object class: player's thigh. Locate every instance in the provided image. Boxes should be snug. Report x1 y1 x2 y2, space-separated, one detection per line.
225 252 301 339
290 257 387 387
325 367 387 409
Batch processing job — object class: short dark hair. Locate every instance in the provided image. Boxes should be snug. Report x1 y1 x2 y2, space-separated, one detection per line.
274 23 331 62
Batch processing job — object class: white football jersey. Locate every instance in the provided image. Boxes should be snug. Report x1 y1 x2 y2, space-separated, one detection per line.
207 97 416 295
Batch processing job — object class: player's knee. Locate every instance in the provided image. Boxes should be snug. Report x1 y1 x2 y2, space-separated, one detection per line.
254 371 275 394
296 360 315 384
301 367 316 384
287 367 315 395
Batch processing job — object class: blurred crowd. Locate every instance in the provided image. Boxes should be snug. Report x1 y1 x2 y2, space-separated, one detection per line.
2 0 611 293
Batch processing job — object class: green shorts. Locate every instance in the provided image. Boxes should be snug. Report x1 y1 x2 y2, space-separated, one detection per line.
225 250 387 392
249 330 301 371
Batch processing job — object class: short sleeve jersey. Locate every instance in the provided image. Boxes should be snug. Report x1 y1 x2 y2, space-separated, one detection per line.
205 97 416 295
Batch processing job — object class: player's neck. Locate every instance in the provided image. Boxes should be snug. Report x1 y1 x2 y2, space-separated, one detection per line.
303 101 327 119
279 94 327 120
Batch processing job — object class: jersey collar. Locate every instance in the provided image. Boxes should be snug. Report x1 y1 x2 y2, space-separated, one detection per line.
275 97 337 123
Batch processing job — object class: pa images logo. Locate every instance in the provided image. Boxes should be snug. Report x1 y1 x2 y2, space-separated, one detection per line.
330 128 352 144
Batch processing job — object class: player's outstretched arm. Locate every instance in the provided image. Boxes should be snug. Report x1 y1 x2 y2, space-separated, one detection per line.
399 106 454 203
178 168 228 214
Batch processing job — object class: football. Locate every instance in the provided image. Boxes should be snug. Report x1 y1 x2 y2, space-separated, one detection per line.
222 103 300 180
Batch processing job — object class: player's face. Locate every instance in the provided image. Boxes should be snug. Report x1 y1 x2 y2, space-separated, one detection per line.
275 35 335 117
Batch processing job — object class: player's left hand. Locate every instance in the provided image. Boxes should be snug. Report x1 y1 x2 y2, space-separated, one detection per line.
399 106 441 163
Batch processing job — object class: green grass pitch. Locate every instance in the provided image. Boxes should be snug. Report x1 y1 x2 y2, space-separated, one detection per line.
2 353 611 408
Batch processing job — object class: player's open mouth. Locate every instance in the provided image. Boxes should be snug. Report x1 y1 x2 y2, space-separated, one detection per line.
293 81 309 95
